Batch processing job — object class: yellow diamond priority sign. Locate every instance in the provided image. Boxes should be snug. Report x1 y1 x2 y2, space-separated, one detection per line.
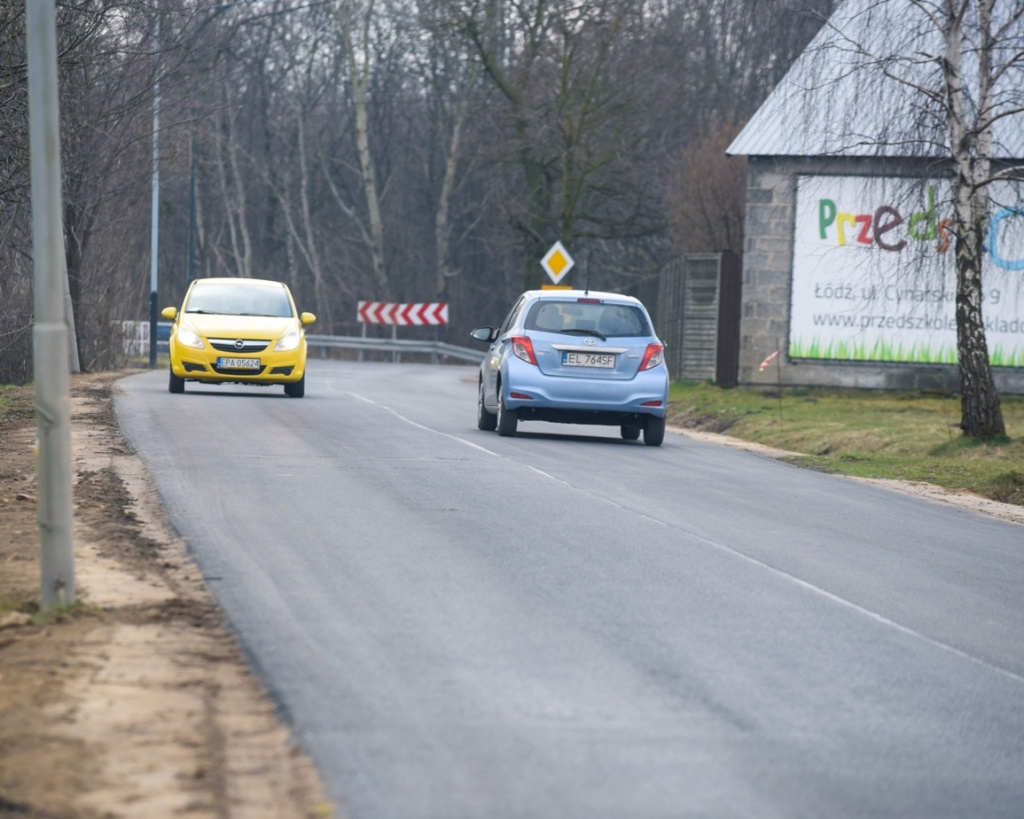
540 241 575 285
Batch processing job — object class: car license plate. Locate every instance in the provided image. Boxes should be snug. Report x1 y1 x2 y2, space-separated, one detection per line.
217 357 261 370
562 352 615 368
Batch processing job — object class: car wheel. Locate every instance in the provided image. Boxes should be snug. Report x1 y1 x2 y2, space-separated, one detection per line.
477 380 497 431
620 423 641 441
169 370 185 394
496 392 518 437
284 375 305 398
643 416 666 447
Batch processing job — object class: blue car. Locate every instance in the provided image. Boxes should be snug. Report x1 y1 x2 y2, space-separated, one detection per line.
470 290 670 446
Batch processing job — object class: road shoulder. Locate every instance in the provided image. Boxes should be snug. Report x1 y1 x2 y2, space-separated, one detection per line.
673 427 1024 526
0 371 331 818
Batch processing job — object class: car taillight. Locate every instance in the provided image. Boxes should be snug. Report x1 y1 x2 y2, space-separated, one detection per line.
511 335 538 365
639 343 664 371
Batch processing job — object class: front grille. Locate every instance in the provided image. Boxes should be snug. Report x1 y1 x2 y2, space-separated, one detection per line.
210 338 270 353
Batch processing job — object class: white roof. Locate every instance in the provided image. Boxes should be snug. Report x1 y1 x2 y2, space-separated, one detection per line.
727 0 1024 159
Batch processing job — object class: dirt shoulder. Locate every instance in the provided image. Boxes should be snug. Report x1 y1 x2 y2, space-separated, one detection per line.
0 371 332 818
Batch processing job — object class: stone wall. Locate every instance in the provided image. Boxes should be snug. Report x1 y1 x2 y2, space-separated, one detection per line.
739 156 1024 394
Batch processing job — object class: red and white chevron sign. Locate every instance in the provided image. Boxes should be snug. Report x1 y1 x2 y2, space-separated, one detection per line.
357 301 448 326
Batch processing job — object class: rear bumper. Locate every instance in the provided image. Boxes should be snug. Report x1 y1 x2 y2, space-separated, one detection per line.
503 361 668 419
514 406 664 426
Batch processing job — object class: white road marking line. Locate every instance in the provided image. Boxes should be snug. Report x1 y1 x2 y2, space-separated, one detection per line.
346 389 1024 687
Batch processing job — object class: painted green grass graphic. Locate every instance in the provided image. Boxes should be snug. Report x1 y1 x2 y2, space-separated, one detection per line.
991 346 1024 368
786 335 970 364
790 335 1024 367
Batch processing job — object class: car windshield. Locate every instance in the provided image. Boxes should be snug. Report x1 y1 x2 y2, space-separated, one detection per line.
185 283 292 317
525 300 649 337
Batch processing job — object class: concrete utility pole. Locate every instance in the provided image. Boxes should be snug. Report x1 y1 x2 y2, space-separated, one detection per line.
26 0 75 609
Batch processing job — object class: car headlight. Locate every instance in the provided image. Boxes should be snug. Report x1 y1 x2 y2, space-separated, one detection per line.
177 324 205 350
275 327 301 352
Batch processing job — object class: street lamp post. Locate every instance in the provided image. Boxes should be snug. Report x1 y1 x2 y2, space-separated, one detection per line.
188 122 196 283
149 13 161 369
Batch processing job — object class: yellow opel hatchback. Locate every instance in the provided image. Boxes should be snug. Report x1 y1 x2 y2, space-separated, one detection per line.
161 277 316 398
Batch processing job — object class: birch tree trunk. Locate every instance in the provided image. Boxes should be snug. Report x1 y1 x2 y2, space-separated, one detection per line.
212 80 254 279
277 103 332 326
434 97 466 301
943 0 1005 438
333 0 390 300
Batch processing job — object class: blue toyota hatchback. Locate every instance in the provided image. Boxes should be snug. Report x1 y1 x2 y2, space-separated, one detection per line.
470 290 670 445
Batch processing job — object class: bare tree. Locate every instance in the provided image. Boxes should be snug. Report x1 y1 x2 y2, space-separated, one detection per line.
412 1 488 303
211 80 256 278
0 5 34 382
444 0 670 288
1 1 167 377
667 119 747 256
331 0 391 299
935 0 1019 437
0 0 841 376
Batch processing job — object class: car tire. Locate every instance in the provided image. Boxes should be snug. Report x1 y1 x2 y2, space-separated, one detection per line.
643 416 665 447
620 423 641 441
169 370 185 394
496 392 518 437
284 375 305 398
477 381 497 431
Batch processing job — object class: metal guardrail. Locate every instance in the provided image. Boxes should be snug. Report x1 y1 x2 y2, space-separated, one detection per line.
306 334 484 364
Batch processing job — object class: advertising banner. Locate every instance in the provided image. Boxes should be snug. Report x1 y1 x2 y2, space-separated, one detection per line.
791 175 1024 367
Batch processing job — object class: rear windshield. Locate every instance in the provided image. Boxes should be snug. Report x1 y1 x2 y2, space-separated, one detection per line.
185 283 293 318
525 300 651 337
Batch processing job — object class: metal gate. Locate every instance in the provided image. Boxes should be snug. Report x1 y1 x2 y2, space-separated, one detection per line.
643 253 740 385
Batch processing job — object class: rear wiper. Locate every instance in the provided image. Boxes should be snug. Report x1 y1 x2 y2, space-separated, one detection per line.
562 328 607 341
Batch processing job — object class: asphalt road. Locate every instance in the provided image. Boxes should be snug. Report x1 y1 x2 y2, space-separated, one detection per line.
114 361 1024 819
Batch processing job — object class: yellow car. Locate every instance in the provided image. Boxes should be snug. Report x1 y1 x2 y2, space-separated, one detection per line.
161 277 316 397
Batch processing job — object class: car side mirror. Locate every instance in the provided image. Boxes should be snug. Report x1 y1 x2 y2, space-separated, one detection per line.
300 312 316 325
161 307 177 320
470 327 495 343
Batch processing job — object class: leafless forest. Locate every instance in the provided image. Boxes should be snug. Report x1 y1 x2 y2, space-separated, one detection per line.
0 0 834 383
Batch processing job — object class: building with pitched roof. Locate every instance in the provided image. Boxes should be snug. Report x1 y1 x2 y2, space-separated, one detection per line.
726 0 1024 392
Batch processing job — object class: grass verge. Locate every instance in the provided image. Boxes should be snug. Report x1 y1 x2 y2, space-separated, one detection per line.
667 382 1024 507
